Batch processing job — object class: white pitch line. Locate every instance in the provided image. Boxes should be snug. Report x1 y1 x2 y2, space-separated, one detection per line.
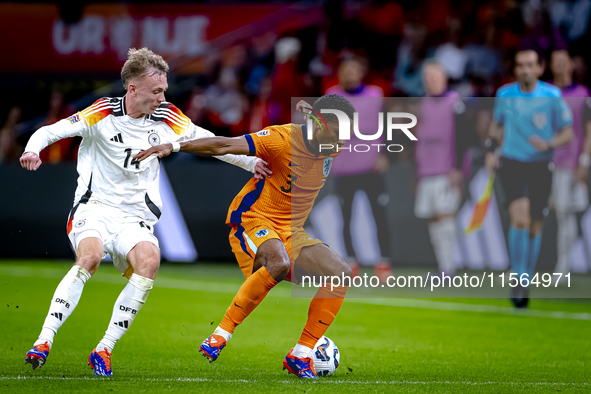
0 376 588 386
345 298 591 321
2 266 591 321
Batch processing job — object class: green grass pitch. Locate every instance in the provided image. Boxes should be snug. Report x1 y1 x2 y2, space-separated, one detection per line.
1 260 590 393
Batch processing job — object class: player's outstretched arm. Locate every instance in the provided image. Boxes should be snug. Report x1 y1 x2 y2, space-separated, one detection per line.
135 135 272 179
134 136 251 161
19 114 90 171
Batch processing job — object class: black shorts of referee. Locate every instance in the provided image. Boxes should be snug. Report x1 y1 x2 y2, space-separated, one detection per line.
497 157 553 221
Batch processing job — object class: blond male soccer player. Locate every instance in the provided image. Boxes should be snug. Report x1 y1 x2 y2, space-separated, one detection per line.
20 48 269 376
136 94 355 379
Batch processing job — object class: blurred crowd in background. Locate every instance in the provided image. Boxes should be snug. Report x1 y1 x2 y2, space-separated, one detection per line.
2 0 591 164
3 0 591 277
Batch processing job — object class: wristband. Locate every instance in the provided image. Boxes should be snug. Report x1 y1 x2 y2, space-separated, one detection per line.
580 153 591 168
171 142 181 152
484 138 498 153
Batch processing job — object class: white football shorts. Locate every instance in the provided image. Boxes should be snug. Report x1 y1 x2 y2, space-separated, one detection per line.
67 201 159 276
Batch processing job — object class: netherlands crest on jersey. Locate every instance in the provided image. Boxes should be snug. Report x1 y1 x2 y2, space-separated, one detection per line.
148 131 161 146
533 112 547 129
323 157 333 177
255 229 269 238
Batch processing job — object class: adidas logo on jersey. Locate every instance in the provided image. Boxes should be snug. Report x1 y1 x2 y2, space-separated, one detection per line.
51 312 63 321
114 320 129 328
110 133 124 143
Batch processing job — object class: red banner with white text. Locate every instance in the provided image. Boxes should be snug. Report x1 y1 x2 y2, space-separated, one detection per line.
0 3 310 74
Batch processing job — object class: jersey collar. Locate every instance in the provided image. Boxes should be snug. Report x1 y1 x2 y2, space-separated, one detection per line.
301 124 332 157
518 81 540 96
562 82 578 93
301 124 318 156
344 83 366 95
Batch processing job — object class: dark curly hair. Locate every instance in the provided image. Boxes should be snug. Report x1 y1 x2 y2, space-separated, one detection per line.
312 94 356 125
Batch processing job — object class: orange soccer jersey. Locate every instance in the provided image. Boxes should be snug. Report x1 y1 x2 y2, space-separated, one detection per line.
227 123 340 278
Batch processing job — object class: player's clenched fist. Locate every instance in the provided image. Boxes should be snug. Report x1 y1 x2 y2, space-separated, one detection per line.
20 152 42 171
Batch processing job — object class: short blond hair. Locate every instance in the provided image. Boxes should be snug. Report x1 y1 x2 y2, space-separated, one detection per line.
121 48 169 90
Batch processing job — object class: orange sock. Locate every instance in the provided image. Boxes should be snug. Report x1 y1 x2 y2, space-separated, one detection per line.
298 286 348 348
219 266 278 334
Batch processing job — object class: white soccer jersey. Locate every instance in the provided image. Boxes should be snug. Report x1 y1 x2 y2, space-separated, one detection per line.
25 96 259 225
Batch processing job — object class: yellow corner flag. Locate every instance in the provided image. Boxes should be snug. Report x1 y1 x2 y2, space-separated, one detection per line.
465 173 495 234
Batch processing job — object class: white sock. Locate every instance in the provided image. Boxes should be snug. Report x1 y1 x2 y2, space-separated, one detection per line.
292 343 314 359
96 273 153 352
556 212 577 274
428 218 457 275
35 265 91 350
213 326 232 342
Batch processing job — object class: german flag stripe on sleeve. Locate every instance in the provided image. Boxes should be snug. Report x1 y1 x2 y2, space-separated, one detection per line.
80 98 117 127
153 103 191 136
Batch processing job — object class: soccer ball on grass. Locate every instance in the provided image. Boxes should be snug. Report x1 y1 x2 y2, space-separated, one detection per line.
312 336 340 376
